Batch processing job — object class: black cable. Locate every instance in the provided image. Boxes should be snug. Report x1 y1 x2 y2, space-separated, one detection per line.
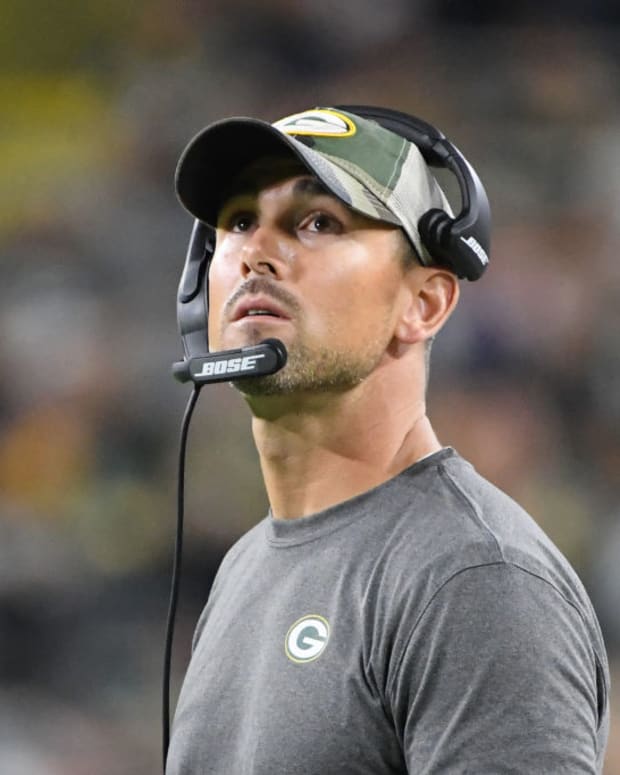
162 384 201 771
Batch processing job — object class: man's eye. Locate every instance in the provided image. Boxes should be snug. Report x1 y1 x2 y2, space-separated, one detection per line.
228 212 255 232
302 213 341 233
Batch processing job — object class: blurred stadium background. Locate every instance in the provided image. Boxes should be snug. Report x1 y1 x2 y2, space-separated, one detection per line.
1 2 619 772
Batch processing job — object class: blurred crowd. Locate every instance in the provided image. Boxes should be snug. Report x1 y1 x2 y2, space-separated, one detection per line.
1 2 619 772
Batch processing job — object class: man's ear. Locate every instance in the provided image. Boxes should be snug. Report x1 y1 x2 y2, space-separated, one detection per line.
395 269 460 344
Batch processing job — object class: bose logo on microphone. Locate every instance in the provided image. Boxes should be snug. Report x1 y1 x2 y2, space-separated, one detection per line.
196 353 266 378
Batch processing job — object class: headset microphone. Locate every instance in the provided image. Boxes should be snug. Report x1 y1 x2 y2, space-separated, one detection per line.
172 338 288 385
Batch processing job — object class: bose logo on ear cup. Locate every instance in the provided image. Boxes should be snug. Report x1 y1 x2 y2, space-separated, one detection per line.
461 235 488 266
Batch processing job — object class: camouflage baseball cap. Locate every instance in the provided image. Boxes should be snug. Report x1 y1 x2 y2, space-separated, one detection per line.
175 107 452 265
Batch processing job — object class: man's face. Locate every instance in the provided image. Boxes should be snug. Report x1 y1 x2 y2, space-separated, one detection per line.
208 156 411 396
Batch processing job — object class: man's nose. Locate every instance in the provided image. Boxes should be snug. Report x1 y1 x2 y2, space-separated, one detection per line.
241 226 287 278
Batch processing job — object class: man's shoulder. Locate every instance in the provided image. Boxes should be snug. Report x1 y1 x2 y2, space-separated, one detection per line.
433 452 582 580
381 452 608 678
384 448 535 556
383 450 590 606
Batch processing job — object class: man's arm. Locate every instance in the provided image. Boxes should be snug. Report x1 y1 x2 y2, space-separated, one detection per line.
388 563 608 773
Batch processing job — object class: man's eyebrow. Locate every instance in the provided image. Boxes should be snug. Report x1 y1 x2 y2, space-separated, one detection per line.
291 177 333 199
225 177 332 201
218 176 336 216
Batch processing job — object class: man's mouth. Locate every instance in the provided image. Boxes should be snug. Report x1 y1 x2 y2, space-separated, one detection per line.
245 309 282 317
232 296 290 322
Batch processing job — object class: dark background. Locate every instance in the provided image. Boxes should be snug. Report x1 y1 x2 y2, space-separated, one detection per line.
1 2 618 772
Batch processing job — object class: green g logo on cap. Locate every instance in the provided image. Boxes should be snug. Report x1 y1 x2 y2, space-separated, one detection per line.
274 109 356 138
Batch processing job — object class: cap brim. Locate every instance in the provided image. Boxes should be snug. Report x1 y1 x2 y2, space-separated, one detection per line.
175 118 401 228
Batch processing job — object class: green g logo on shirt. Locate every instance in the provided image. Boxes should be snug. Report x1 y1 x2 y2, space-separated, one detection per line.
285 614 330 664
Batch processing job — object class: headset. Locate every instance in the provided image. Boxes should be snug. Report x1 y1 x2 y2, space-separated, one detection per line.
163 105 491 770
172 104 491 381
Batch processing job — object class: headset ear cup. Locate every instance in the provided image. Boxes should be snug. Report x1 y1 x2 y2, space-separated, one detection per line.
418 209 454 268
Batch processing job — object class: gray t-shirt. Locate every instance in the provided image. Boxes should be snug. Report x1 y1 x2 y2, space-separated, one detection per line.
166 448 609 774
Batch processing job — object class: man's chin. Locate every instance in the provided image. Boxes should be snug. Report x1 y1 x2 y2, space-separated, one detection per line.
230 353 371 400
212 329 289 354
232 374 287 397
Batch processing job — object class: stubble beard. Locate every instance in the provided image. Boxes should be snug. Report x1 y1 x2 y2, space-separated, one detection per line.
231 332 387 397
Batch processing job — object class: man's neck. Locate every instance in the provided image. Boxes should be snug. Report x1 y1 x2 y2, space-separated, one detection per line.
246 369 441 520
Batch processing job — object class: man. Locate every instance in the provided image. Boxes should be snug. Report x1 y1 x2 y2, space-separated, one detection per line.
166 107 609 773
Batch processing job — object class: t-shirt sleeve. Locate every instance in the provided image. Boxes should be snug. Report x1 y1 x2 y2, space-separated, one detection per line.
386 562 604 774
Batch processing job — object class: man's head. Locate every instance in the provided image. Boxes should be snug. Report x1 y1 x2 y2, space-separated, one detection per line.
175 107 462 397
